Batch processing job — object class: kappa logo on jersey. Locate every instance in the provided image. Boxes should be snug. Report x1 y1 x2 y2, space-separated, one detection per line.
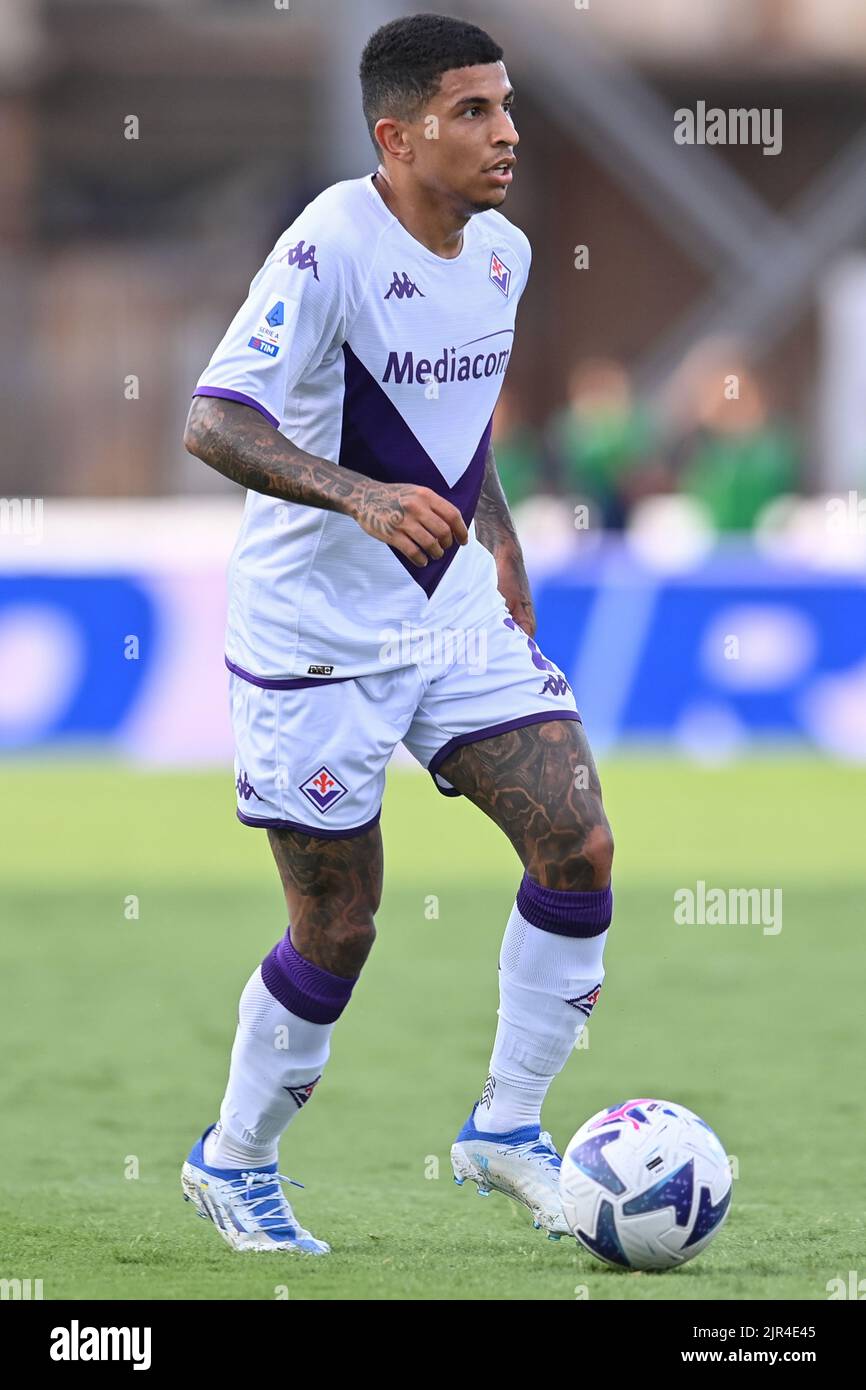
299 765 348 813
265 300 285 328
282 1073 322 1108
566 983 602 1018
281 238 320 281
247 336 279 357
384 270 425 300
489 251 512 297
236 770 263 802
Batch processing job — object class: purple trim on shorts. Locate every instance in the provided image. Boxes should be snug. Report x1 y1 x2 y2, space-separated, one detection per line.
516 873 613 938
193 387 279 430
236 807 381 839
261 930 358 1024
225 656 353 690
432 779 462 799
428 711 582 784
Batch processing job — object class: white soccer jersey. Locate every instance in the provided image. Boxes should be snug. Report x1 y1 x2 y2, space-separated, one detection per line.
194 172 531 680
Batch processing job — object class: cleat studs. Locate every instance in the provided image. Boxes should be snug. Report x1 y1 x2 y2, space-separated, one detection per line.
533 1220 541 1229
547 1232 562 1241
477 1186 491 1197
453 1176 465 1185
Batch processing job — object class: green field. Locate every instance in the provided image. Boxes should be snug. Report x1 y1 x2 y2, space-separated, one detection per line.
1 756 863 1301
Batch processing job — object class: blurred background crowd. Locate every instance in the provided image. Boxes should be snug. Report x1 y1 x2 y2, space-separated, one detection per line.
1 0 865 524
3 0 866 759
493 350 798 533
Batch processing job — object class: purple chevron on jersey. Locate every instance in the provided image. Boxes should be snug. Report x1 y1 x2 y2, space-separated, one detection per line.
339 341 493 597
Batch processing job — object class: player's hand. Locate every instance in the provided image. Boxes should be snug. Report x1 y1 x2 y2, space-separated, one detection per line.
496 550 537 637
505 591 537 638
351 482 469 566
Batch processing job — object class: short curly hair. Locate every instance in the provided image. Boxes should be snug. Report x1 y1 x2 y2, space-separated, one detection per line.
360 12 503 156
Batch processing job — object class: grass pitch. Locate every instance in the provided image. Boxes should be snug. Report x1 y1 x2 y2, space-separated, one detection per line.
1 755 863 1300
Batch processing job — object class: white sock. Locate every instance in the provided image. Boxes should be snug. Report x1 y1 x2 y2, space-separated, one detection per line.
475 896 608 1134
203 966 334 1168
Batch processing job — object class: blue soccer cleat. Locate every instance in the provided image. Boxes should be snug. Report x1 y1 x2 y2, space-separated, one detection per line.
181 1124 330 1254
451 1102 569 1238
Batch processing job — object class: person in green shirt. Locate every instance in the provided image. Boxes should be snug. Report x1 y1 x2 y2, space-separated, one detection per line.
673 356 797 531
545 357 660 529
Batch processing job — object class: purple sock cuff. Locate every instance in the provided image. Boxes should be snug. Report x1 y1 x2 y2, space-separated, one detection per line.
260 929 359 1024
516 873 613 937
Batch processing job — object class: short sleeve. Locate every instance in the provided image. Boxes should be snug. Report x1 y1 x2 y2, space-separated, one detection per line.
193 224 347 430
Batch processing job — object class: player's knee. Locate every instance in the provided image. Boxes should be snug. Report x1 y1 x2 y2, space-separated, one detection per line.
330 922 378 978
532 810 614 892
308 915 377 978
330 916 377 955
583 816 614 888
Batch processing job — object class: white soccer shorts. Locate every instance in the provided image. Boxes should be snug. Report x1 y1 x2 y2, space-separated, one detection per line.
229 600 581 838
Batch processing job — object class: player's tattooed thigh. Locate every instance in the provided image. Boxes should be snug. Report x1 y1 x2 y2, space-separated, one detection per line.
437 719 612 890
267 823 383 975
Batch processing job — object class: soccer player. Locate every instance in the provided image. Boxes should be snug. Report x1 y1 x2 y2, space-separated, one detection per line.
180 12 613 1254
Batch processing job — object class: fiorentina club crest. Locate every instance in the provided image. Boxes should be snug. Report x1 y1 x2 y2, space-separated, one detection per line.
299 765 348 814
283 1074 322 1108
566 983 602 1018
489 250 512 297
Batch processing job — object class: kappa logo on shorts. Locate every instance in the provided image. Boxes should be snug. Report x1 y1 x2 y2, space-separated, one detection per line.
299 765 348 814
236 770 263 802
565 982 602 1018
540 673 572 697
503 615 573 696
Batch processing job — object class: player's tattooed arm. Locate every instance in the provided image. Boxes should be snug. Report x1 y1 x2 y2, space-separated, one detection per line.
183 395 468 567
474 443 536 636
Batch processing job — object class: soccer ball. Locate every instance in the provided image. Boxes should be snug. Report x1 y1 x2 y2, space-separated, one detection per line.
560 1098 732 1271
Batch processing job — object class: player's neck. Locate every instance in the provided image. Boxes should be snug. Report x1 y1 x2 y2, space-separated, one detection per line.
371 167 467 260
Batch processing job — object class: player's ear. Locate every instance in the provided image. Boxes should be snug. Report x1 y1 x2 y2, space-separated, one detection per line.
374 116 411 163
